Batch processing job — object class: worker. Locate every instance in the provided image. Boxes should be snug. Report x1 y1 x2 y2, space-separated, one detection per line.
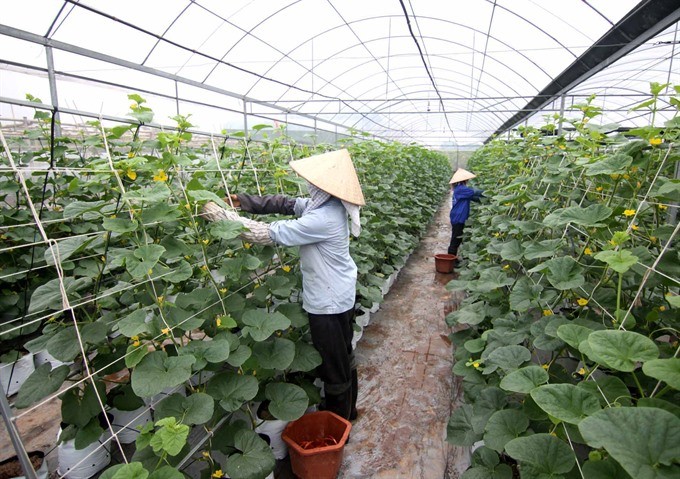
448 168 484 267
202 149 364 420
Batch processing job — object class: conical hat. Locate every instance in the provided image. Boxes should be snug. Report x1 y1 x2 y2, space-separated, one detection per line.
290 149 365 206
450 168 477 184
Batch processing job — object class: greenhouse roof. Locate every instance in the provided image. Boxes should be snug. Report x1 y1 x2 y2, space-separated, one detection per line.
1 0 679 149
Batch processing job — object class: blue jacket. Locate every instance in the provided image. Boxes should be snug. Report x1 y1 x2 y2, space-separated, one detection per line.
449 185 483 225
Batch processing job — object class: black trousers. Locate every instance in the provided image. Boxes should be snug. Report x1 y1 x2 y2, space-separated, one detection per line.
308 308 356 419
448 223 465 256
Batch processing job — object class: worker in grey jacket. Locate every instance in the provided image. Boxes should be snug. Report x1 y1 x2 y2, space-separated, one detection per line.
202 149 365 420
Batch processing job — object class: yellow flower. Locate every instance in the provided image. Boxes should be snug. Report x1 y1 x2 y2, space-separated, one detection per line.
202 239 210 245
243 242 252 249
650 236 657 244
631 224 639 231
584 247 593 256
595 186 603 192
216 317 222 327
630 166 639 173
577 367 586 376
252 370 257 376
543 309 553 316
577 298 589 307
101 256 107 262
542 364 549 370
162 327 171 335
219 288 227 293
153 170 168 182
636 181 642 188
623 209 636 217
157 296 164 304
472 362 480 368
185 203 191 210
658 204 667 211
202 451 210 458
610 174 620 180
130 103 138 110
127 152 135 159
649 137 662 146
147 269 153 275
132 340 140 347
131 335 139 341
282 265 291 273
659 306 666 312
201 265 208 271
558 145 566 150
212 470 223 478
622 174 630 180
493 232 500 237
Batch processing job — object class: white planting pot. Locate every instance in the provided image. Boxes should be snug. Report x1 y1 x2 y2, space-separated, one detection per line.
57 429 111 479
34 350 69 369
369 302 380 314
0 451 49 479
255 415 289 460
110 406 153 444
1 353 35 396
355 308 370 328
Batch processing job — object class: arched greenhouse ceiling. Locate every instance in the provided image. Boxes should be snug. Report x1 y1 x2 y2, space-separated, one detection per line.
0 0 679 149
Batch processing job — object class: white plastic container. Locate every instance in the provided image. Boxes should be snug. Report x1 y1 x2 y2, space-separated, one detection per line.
255 415 290 460
110 406 153 444
57 429 111 479
0 352 35 396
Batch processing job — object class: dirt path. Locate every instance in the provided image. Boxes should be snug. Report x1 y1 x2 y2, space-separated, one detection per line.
338 193 469 479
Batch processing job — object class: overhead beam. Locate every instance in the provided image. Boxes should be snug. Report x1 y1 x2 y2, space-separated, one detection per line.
486 0 680 142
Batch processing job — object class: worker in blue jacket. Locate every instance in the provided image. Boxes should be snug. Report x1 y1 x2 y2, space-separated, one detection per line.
202 149 364 421
448 168 484 265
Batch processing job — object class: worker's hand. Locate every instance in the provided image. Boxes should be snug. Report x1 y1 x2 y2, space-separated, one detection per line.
225 194 241 208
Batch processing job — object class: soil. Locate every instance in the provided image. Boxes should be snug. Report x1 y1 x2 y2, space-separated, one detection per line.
0 452 43 479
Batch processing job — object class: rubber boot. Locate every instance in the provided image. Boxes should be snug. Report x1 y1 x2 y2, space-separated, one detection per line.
349 369 359 420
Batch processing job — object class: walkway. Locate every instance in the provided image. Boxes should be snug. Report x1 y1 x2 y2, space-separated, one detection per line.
338 193 469 479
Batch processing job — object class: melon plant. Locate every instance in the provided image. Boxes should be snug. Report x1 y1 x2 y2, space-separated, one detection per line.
447 83 680 479
0 94 451 478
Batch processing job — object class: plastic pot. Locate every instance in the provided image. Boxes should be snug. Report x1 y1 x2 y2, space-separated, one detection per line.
110 406 153 444
434 254 457 274
282 411 352 479
0 352 35 396
0 450 48 479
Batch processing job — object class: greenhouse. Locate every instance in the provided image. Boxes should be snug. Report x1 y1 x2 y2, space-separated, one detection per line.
0 0 679 478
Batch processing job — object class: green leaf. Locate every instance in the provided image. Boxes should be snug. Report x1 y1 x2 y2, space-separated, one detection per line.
29 277 92 313
103 217 139 233
530 383 601 424
241 310 291 342
14 364 69 409
61 381 106 427
99 462 149 479
642 358 680 390
288 341 322 373
582 457 632 479
150 417 189 456
556 324 593 349
505 434 575 475
523 239 563 260
540 256 585 291
595 249 638 274
181 339 231 369
587 330 659 372
187 190 228 207
577 375 632 407
206 371 258 412
446 301 488 326
63 200 108 219
483 409 529 452
81 321 108 345
579 407 680 479
47 327 81 362
210 220 245 240
509 277 543 312
265 382 309 421
483 345 531 374
118 309 151 337
499 240 523 261
584 152 633 176
499 366 549 393
75 415 105 449
148 466 184 479
45 236 95 265
447 404 483 446
154 393 214 425
124 183 171 204
543 204 612 228
225 429 276 479
126 244 166 279
131 351 195 397
274 303 308 328
252 338 295 370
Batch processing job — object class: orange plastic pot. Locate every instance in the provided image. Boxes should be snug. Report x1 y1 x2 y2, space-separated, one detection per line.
281 411 352 479
434 253 457 273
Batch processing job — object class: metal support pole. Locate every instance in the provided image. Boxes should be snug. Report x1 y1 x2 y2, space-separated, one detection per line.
557 95 566 136
0 391 38 479
45 45 61 137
